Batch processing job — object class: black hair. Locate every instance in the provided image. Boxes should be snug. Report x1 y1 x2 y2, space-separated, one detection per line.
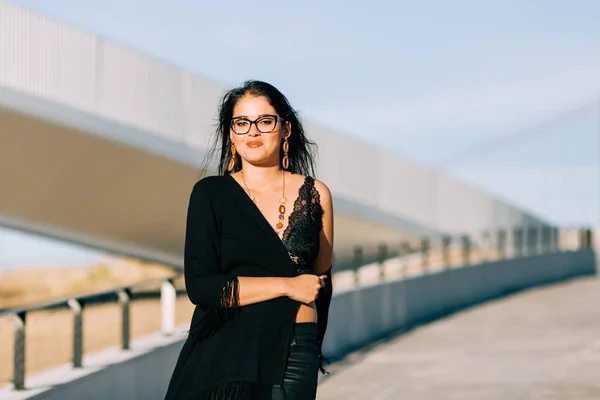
202 80 317 177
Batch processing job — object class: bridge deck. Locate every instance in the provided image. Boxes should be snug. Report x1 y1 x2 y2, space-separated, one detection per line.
318 275 600 399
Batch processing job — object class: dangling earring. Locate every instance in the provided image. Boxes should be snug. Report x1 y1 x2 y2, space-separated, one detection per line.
227 142 237 172
282 136 289 170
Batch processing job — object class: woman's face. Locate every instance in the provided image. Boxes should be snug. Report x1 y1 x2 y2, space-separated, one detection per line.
230 95 289 168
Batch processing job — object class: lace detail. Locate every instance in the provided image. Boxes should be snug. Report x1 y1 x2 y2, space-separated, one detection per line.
282 176 324 274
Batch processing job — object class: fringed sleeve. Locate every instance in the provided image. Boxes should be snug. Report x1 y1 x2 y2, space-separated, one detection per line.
184 181 240 339
315 265 333 374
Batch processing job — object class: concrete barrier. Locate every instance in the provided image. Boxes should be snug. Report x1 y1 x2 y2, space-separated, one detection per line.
322 250 596 358
3 250 595 400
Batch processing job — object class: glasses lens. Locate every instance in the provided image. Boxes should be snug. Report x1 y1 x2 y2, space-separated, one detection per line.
256 116 277 133
232 119 250 134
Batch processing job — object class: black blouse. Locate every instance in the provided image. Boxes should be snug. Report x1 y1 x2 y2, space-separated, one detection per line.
165 174 333 400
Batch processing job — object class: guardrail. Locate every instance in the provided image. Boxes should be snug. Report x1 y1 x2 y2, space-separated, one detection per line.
332 226 593 278
1 226 594 392
0 274 181 391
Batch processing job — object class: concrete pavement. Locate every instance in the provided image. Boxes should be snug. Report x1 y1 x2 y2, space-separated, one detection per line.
318 275 600 400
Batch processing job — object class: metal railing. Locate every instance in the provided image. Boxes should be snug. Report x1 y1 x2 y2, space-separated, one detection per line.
0 274 181 391
332 226 594 289
1 226 594 391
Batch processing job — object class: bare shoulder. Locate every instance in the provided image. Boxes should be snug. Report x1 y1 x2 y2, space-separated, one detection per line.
313 179 331 199
313 179 333 214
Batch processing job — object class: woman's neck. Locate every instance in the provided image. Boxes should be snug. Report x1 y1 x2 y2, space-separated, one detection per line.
240 163 284 191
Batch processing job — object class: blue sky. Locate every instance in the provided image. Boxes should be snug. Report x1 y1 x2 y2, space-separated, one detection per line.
2 0 599 269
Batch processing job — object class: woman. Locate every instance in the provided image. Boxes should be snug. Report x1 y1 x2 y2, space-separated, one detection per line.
165 80 334 400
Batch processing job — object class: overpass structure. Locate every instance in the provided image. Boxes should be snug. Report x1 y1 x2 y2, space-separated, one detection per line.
1 2 549 269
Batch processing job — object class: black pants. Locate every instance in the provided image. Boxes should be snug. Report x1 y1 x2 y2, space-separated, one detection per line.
271 322 319 400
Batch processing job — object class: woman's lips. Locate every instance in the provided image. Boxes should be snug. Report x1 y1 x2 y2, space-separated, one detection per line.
246 141 263 148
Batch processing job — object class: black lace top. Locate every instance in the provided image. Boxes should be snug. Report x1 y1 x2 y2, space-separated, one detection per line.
282 176 323 274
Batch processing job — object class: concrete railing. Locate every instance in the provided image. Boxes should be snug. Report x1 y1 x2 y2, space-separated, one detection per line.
0 228 595 399
324 249 596 358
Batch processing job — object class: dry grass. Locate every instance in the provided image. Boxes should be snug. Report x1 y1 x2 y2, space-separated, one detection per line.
0 258 178 310
0 258 195 387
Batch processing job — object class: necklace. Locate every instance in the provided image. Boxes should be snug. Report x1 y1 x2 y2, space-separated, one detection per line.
241 171 288 235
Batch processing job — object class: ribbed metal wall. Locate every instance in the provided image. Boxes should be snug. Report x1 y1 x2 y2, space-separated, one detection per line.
0 2 548 234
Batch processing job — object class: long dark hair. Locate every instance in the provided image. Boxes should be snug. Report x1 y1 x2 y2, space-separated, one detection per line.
202 80 318 177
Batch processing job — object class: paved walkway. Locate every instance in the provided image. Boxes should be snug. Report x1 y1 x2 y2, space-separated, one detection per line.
317 276 600 400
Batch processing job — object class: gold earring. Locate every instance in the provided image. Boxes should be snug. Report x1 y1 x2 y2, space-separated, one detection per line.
282 137 289 170
227 142 237 172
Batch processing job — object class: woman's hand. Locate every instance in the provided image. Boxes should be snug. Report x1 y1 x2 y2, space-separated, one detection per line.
284 274 327 304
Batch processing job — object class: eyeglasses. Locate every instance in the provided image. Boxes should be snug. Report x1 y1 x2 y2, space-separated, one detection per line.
230 114 283 135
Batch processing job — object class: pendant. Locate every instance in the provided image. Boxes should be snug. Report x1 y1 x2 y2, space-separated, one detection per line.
276 197 286 230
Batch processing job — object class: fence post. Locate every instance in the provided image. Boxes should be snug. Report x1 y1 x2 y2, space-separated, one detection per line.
353 246 363 287
528 227 538 255
68 298 83 368
496 229 506 259
552 227 560 251
513 227 523 257
461 235 470 266
442 235 452 268
481 231 491 261
161 279 176 336
399 241 411 277
117 289 131 350
580 228 593 249
377 243 388 282
540 226 548 253
420 238 430 272
11 312 26 390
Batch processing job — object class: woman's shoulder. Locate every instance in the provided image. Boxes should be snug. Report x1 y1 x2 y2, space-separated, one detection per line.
288 172 326 190
191 174 231 199
301 174 331 199
312 178 331 200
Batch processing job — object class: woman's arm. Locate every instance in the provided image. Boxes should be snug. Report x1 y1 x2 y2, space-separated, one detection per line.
312 179 334 275
237 275 324 306
183 180 237 309
312 179 334 373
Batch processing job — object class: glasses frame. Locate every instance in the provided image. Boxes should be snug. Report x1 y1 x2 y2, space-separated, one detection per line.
230 114 284 135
